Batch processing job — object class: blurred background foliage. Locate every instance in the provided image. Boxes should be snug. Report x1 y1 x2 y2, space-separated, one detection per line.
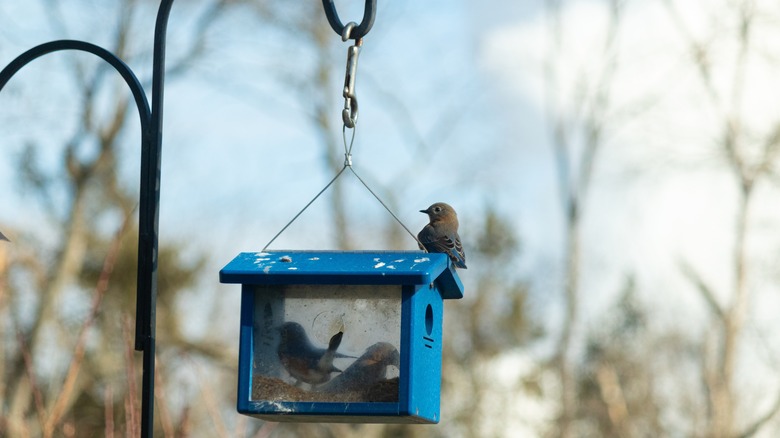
3 0 780 437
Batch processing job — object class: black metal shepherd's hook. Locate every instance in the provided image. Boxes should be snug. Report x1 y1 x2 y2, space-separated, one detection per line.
0 1 174 437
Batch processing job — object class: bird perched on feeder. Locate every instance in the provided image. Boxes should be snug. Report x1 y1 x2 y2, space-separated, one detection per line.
277 321 354 386
318 342 400 393
418 202 467 269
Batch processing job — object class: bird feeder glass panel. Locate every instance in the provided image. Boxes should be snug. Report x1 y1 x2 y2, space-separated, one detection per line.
250 284 402 403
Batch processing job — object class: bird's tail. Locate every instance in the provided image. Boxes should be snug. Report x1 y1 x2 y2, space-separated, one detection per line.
319 331 352 372
328 331 344 351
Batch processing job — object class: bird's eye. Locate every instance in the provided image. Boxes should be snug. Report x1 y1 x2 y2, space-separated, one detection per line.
434 207 441 213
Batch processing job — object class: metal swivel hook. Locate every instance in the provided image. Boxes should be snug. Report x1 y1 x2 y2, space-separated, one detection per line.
324 0 375 129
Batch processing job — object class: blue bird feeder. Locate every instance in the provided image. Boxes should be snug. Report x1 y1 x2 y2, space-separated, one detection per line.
219 250 464 423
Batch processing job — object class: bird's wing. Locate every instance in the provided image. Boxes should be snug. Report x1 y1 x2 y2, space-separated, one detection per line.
452 234 467 268
421 227 466 264
418 225 453 253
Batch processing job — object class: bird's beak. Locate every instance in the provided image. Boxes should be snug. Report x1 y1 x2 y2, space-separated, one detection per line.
419 209 427 214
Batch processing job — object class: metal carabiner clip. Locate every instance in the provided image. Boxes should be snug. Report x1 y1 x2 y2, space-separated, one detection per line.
343 94 358 128
342 29 360 128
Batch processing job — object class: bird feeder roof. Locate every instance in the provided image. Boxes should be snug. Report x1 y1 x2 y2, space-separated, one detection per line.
220 250 463 299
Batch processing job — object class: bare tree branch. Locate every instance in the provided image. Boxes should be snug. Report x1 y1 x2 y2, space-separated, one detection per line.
661 0 723 113
42 205 134 437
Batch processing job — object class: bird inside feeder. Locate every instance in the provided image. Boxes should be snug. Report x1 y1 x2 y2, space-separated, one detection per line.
250 284 402 403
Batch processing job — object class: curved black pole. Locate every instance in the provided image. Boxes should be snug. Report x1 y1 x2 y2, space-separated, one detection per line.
0 39 151 132
0 1 176 437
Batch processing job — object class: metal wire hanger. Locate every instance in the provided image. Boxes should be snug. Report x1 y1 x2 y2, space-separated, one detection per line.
262 1 423 252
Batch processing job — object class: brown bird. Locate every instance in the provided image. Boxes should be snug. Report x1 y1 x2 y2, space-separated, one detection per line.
276 321 354 386
418 202 467 269
318 342 400 393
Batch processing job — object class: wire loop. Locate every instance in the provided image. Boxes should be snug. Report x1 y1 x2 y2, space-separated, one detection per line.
265 1 421 250
263 126 424 251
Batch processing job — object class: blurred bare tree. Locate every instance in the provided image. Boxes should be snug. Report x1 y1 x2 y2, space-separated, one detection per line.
541 0 626 435
663 0 780 436
0 0 246 436
536 0 780 436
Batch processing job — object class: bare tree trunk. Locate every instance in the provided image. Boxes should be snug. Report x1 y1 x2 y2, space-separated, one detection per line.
662 2 780 435
543 0 622 434
556 202 580 438
707 182 751 437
